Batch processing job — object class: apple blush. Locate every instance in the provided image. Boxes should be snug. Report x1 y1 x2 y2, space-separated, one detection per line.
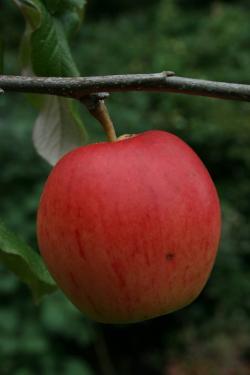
37 130 221 323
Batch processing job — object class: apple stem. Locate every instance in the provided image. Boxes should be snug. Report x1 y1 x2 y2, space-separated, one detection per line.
93 100 117 142
81 94 117 142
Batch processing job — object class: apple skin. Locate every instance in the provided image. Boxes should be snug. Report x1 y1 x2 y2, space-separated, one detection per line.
37 130 221 323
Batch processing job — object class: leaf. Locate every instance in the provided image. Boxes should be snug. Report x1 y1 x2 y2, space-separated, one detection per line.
15 0 79 77
0 220 57 302
43 0 87 38
13 0 43 30
33 96 86 165
14 0 87 164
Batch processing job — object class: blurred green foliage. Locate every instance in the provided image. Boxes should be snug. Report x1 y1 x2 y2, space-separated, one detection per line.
1 0 250 374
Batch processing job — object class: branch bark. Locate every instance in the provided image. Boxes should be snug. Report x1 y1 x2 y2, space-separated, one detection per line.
1 71 250 102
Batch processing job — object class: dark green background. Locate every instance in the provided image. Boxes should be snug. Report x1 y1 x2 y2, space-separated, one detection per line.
1 0 250 374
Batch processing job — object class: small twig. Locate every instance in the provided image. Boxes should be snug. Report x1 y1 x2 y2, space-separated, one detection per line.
1 71 250 102
81 93 117 142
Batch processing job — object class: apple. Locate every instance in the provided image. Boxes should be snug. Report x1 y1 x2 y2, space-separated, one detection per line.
37 130 221 323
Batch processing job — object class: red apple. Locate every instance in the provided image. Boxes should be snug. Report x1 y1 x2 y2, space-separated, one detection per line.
37 130 221 323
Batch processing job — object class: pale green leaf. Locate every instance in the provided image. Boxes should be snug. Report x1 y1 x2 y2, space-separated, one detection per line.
33 96 86 165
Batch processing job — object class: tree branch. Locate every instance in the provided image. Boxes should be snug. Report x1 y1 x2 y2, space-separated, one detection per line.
1 71 250 102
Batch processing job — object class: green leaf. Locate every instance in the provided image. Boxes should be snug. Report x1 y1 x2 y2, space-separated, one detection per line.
31 18 79 77
43 0 87 38
14 0 87 164
0 220 57 302
33 96 86 165
15 0 79 76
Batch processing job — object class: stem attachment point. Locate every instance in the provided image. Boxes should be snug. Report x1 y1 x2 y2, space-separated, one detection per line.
81 93 117 143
